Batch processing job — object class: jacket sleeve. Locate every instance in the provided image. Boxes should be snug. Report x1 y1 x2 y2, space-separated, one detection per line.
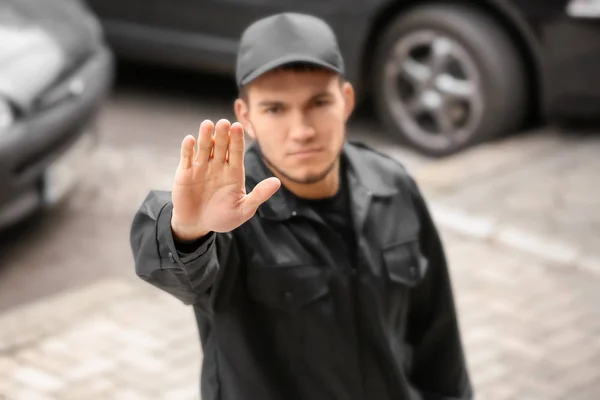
129 190 239 310
406 179 474 400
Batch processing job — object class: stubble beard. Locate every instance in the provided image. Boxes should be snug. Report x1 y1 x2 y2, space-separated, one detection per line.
248 121 342 185
262 150 339 185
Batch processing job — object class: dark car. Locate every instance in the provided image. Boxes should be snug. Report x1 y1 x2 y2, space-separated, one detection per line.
0 0 114 229
85 0 600 156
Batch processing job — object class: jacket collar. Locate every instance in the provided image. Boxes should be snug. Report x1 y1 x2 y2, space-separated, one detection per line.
245 141 398 222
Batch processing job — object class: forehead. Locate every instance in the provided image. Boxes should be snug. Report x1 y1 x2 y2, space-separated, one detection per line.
246 68 340 101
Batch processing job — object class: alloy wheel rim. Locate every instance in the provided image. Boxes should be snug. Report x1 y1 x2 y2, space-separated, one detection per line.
382 30 485 151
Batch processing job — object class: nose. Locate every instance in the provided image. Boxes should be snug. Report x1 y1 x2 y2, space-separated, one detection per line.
289 110 316 142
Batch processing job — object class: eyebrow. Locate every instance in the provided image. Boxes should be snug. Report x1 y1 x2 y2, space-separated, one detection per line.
257 100 284 108
257 91 334 108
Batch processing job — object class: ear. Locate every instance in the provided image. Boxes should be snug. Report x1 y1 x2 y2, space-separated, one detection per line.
342 81 355 122
234 98 255 139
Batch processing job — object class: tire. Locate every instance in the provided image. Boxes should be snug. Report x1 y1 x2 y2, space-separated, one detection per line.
371 3 527 157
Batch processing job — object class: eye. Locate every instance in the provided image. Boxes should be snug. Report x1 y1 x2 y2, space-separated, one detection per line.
314 99 331 107
265 106 282 114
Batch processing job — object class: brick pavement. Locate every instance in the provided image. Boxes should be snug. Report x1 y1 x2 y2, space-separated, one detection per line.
1 228 599 400
417 130 600 276
2 124 599 399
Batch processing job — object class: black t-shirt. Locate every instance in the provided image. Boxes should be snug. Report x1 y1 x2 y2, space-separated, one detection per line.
301 166 356 266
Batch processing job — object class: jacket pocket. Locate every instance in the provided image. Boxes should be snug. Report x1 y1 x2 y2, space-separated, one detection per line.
382 238 429 288
247 265 330 313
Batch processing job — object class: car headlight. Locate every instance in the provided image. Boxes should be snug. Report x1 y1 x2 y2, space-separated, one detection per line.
0 98 15 132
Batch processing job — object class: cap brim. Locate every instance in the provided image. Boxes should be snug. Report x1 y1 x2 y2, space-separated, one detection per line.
239 54 343 87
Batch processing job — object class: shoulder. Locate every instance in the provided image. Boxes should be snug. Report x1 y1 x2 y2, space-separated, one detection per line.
345 141 419 193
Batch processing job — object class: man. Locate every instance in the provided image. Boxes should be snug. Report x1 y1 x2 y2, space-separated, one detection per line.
130 12 473 400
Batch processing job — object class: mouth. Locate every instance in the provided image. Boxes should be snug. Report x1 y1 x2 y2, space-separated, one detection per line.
289 148 323 157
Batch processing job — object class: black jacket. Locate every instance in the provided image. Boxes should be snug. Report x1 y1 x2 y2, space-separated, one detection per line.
130 141 473 400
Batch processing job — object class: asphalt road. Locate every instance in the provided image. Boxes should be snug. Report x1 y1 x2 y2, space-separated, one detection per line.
0 62 430 312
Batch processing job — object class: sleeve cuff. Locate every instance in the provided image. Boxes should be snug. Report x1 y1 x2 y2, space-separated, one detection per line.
156 201 216 269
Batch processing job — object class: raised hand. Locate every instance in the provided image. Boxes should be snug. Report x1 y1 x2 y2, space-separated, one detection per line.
170 119 281 241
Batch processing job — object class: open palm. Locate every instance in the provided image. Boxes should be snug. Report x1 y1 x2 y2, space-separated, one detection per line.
171 119 280 241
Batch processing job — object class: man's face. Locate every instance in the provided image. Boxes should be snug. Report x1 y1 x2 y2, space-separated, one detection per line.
235 68 355 185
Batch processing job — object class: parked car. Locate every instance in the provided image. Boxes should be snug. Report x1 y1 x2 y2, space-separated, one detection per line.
85 0 600 157
0 0 114 230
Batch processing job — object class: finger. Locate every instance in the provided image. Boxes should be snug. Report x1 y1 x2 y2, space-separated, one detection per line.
242 177 281 220
196 120 214 163
228 122 245 168
213 119 230 162
178 135 196 170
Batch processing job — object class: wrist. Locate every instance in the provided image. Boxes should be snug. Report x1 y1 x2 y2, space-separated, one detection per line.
170 215 211 242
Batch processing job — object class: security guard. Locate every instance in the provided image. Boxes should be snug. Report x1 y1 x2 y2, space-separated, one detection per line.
130 12 473 400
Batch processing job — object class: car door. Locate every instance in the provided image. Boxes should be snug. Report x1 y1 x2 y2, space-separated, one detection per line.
163 0 356 75
84 0 214 67
159 0 295 74
85 0 304 73
85 0 368 83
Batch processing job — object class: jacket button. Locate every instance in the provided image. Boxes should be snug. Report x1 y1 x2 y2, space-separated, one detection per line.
283 291 294 303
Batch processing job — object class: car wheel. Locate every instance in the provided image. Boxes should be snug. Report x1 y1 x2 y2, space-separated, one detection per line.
372 4 527 157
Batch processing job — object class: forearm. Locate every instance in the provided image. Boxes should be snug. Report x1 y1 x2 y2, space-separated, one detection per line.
130 190 220 305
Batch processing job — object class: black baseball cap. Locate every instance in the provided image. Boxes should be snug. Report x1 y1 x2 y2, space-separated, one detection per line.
235 12 345 88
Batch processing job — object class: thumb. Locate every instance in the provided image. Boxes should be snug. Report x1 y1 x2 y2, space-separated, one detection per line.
242 177 281 219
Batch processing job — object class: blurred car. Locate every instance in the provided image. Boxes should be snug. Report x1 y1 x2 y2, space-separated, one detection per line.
0 0 114 230
85 0 600 157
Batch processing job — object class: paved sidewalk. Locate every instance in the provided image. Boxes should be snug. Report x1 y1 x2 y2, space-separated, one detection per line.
1 228 599 400
416 130 600 276
1 127 598 399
